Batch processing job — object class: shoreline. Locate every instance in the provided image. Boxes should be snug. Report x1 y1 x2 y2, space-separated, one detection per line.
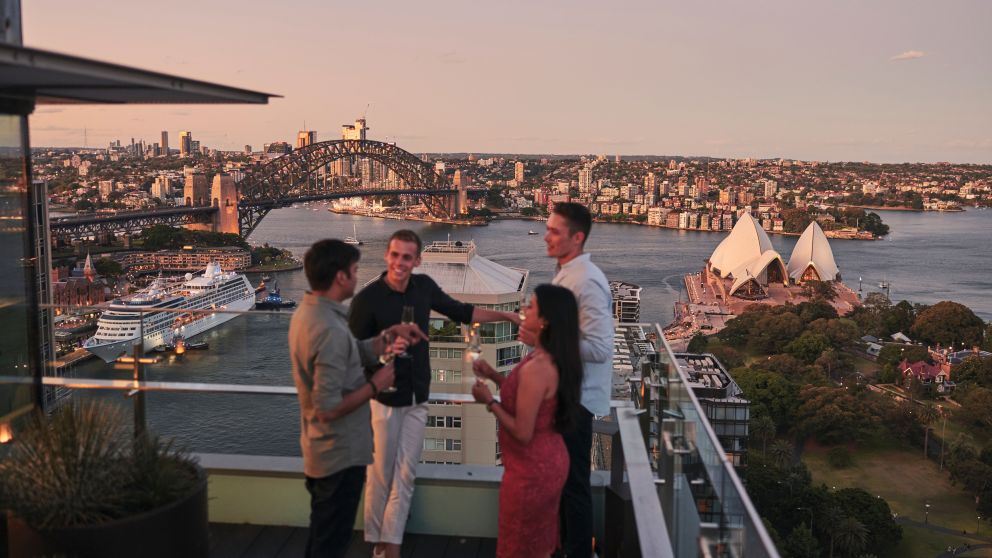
844 204 965 213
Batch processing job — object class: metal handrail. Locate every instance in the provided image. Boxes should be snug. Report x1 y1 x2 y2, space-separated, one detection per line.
0 376 481 404
615 406 675 557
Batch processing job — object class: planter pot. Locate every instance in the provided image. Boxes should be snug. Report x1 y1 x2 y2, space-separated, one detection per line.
7 466 208 558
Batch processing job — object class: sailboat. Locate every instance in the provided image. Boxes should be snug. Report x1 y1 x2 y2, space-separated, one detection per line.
344 223 363 246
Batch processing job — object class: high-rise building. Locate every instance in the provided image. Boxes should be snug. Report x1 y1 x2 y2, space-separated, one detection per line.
644 172 657 197
578 168 593 193
151 176 172 200
514 161 525 183
341 118 368 141
418 240 528 466
179 131 192 157
359 158 372 187
296 130 317 149
161 131 169 156
244 145 252 155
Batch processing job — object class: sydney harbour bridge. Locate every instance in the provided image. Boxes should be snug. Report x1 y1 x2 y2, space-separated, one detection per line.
50 139 464 242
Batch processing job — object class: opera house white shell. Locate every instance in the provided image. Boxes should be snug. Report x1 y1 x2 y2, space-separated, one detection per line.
787 221 841 282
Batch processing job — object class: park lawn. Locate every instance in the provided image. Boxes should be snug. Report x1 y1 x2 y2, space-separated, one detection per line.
851 354 878 376
890 524 992 558
804 437 983 535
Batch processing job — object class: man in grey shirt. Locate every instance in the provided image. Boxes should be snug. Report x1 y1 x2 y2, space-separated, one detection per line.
289 239 426 558
546 202 614 558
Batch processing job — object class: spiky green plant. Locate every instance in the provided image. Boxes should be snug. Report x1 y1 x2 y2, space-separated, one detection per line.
0 399 199 530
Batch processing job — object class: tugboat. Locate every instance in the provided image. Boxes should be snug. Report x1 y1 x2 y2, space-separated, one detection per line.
255 281 297 310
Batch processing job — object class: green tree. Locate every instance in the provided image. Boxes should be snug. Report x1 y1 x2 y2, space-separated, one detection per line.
520 206 539 217
833 517 867 557
830 488 902 556
876 344 930 369
786 333 832 364
953 356 992 389
910 301 985 348
687 333 709 353
750 311 805 353
750 414 776 456
769 439 795 469
807 318 860 348
958 387 992 432
734 368 801 431
784 523 820 558
92 257 122 278
795 387 881 444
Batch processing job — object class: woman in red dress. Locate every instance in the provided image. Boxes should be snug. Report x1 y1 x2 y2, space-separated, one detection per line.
472 284 584 558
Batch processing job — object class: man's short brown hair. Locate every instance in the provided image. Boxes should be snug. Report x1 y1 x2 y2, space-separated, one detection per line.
388 229 422 253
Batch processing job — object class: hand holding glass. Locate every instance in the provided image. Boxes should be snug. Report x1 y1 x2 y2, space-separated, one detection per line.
377 331 398 393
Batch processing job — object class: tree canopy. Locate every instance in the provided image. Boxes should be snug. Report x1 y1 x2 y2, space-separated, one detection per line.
910 301 985 348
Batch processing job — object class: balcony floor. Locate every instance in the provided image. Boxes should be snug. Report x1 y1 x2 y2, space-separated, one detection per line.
209 523 496 558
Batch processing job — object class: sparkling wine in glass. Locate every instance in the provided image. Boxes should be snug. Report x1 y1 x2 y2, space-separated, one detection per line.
463 322 483 386
378 331 397 393
399 305 415 358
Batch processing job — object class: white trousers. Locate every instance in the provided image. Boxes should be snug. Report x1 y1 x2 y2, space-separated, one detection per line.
364 400 428 544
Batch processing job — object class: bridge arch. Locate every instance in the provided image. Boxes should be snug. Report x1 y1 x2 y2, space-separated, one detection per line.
236 139 455 235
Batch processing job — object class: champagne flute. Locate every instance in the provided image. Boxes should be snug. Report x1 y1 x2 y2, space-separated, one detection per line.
378 331 398 393
398 305 415 358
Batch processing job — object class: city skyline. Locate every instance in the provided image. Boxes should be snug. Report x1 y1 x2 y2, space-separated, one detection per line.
24 0 992 163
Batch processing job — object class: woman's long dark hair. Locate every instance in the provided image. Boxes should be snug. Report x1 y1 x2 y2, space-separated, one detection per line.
533 284 583 433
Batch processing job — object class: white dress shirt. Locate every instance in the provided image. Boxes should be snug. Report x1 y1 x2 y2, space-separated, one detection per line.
552 253 614 417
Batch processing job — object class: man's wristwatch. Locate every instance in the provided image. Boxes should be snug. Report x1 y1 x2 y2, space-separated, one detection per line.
486 399 498 413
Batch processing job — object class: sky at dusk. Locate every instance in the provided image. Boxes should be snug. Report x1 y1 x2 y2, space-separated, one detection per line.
23 0 992 163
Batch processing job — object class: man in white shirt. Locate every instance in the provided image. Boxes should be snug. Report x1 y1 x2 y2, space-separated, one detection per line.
545 202 614 558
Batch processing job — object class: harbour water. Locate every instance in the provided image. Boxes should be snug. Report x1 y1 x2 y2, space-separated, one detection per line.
76 206 992 455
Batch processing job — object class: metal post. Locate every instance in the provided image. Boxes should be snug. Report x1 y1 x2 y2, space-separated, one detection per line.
132 310 147 438
939 410 946 471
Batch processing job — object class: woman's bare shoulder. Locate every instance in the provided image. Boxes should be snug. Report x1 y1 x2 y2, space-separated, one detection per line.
521 351 558 377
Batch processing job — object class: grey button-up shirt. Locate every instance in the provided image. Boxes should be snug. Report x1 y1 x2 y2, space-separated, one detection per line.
553 253 614 417
289 292 378 478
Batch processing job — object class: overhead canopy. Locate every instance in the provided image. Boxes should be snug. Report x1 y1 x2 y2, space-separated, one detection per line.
787 221 840 282
0 44 277 106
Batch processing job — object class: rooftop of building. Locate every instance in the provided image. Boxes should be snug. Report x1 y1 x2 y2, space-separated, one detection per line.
674 352 748 403
417 240 528 298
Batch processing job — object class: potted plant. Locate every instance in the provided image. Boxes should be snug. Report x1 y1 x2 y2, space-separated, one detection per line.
0 400 208 558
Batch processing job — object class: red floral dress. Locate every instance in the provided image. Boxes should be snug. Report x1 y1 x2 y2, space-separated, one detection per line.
496 353 569 558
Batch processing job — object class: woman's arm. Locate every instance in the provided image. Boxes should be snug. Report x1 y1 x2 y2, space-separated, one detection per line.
488 360 553 445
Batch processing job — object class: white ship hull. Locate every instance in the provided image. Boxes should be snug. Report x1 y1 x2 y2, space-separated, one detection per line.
84 263 256 363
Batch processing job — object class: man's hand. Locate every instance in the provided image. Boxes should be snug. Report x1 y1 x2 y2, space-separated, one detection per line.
371 363 395 393
387 323 429 345
505 311 522 326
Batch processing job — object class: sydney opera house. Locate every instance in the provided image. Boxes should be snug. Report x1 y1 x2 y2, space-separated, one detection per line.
704 213 842 300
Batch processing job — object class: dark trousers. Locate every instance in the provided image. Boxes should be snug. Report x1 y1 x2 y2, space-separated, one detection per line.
560 407 594 558
305 466 366 558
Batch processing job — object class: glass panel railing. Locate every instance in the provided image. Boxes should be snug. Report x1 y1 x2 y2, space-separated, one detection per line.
28 302 493 463
639 323 780 558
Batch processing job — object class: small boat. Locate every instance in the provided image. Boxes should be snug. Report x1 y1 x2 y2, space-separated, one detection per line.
185 341 209 351
261 273 271 282
344 223 363 246
254 281 266 294
527 230 539 235
255 281 297 310
152 344 174 353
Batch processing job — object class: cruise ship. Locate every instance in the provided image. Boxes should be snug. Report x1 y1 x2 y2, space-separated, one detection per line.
83 262 255 362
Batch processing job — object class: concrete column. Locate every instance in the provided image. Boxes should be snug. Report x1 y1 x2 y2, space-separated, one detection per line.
211 173 239 234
